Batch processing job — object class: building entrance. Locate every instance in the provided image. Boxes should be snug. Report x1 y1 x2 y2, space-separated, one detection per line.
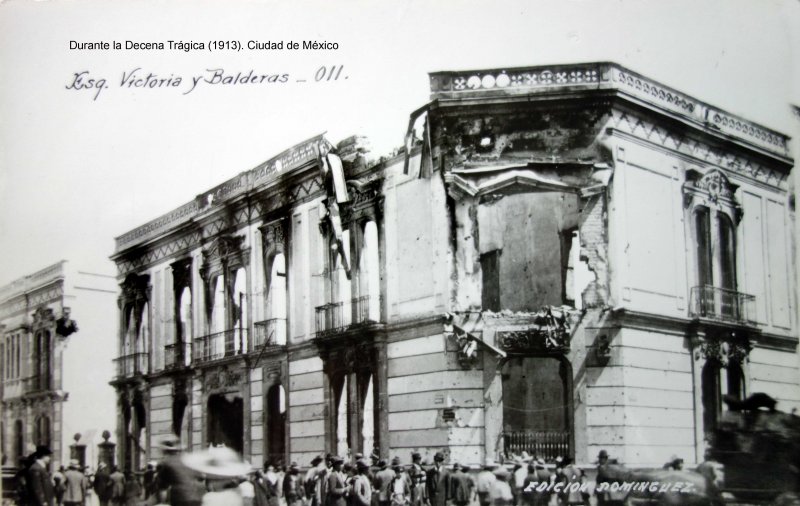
207 393 244 454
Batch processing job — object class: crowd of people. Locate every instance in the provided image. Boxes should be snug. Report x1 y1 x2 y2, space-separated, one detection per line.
13 441 693 506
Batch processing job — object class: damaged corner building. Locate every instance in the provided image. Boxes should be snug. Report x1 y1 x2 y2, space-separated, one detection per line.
109 62 797 470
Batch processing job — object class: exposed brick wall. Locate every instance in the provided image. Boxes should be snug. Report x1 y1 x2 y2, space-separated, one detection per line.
579 193 609 308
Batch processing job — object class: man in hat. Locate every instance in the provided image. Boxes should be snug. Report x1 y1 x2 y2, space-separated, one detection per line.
305 456 325 506
595 450 623 506
489 467 513 506
25 445 55 506
63 459 87 506
408 453 426 506
388 460 411 506
476 460 497 506
425 452 450 506
283 462 306 506
374 459 395 506
521 460 550 506
155 434 204 506
448 463 474 506
94 462 112 506
352 460 373 506
555 457 584 506
326 457 350 506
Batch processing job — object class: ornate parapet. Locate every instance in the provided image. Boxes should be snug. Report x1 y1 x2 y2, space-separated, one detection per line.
495 307 572 354
429 62 790 159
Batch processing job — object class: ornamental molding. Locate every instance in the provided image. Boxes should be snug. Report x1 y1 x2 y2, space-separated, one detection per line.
496 307 571 354
611 110 789 189
205 365 244 392
115 134 330 253
694 337 751 367
429 63 789 158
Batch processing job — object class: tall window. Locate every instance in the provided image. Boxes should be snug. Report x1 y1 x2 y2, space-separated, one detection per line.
686 170 742 321
34 331 52 390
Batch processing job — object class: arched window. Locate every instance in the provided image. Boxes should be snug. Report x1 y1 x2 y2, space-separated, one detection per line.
685 170 744 322
265 384 287 463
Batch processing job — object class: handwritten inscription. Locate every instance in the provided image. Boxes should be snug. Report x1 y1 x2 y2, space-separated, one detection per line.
65 65 347 100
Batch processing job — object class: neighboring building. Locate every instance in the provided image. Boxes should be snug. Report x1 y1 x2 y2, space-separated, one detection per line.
109 62 798 471
0 261 117 469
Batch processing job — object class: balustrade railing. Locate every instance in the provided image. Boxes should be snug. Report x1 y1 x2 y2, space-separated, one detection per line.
503 430 571 462
689 286 756 325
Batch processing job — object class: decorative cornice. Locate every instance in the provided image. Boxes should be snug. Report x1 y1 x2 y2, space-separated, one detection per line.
114 134 331 253
610 110 789 189
429 63 790 160
496 307 571 354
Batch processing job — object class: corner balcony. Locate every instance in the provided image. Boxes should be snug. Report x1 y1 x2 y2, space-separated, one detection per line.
193 329 248 364
315 295 383 337
689 286 756 326
113 352 148 379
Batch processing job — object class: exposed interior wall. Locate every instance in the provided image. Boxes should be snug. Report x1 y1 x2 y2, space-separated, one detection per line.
477 192 580 312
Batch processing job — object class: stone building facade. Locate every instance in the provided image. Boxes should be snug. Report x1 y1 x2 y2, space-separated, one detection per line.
0 261 117 469
109 62 798 470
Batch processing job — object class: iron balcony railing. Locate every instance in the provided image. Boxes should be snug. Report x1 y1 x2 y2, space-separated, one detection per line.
164 342 190 369
193 329 248 364
22 375 51 393
252 318 286 350
315 295 383 336
503 430 572 463
113 352 148 378
689 285 756 325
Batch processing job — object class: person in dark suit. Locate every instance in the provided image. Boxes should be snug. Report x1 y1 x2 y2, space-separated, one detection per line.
326 457 350 506
94 462 113 506
25 445 56 506
425 452 450 506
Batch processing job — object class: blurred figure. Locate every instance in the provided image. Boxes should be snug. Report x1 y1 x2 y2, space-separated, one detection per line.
124 471 141 506
63 459 87 506
181 445 253 506
109 466 126 506
374 460 395 506
24 445 55 506
448 463 473 506
94 462 112 506
662 455 684 471
156 435 204 506
54 465 68 506
282 462 305 506
489 467 513 506
476 460 497 506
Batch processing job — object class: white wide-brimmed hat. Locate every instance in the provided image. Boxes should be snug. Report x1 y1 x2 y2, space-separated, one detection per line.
181 446 253 478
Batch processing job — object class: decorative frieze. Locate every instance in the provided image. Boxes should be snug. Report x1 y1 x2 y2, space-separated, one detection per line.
496 307 571 354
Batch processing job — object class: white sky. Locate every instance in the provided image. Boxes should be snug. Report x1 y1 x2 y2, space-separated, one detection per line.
1 0 798 286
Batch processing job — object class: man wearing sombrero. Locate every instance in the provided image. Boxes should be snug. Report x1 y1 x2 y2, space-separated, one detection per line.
156 435 204 506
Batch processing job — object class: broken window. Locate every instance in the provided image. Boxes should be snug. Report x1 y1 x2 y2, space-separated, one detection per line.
265 253 288 345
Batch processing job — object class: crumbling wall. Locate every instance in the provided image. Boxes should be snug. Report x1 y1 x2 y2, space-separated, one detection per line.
578 193 609 308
